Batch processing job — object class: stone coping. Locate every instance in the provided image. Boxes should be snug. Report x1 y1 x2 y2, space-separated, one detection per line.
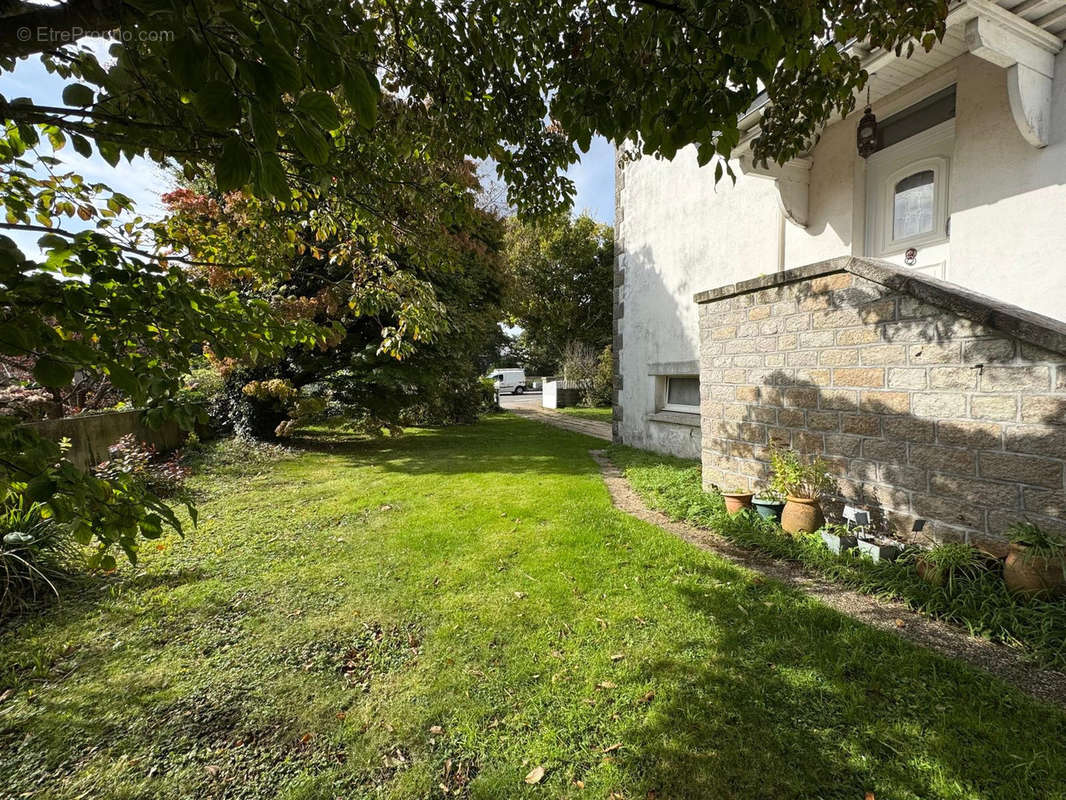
694 255 1066 357
646 410 701 428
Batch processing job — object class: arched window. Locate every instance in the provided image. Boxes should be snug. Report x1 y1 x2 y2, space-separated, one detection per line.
892 170 935 239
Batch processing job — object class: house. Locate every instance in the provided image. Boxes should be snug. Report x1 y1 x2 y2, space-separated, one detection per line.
613 0 1066 547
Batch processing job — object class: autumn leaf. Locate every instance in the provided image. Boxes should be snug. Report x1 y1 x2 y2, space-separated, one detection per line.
524 765 546 784
602 742 622 753
596 681 617 690
429 725 444 735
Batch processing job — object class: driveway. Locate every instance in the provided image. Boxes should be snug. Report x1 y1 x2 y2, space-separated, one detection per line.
498 390 612 441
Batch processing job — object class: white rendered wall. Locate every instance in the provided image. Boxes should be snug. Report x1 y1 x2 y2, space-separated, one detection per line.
617 149 779 456
619 51 1066 457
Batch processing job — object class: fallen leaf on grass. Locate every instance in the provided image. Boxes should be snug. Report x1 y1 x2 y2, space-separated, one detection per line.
335 711 347 720
524 766 546 784
865 793 876 800
894 619 905 628
639 690 655 704
429 725 444 735
596 681 617 690
514 591 527 599
602 743 622 753
300 733 313 744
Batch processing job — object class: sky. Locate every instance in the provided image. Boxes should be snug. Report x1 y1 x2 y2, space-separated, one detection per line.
0 54 615 254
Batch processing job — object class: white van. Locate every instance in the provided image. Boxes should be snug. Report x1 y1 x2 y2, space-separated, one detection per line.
488 368 527 395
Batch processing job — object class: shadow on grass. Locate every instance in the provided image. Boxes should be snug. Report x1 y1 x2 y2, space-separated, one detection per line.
616 561 1066 799
288 415 605 479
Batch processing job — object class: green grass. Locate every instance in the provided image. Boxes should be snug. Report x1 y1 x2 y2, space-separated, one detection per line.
608 443 1066 669
555 406 612 422
2 416 1065 800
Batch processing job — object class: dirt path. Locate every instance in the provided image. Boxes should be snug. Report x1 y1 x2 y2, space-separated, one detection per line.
591 449 1066 708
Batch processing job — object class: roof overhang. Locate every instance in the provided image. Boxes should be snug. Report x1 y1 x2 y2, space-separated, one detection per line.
736 0 1065 159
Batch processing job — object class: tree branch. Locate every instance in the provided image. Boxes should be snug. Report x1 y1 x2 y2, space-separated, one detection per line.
0 0 127 61
0 222 251 270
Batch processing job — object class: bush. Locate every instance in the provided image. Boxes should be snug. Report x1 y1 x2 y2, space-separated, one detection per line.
94 434 189 498
562 342 612 407
608 444 1066 669
0 500 81 613
400 375 500 427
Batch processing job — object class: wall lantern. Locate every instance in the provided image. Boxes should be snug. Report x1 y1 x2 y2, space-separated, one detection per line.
856 83 878 159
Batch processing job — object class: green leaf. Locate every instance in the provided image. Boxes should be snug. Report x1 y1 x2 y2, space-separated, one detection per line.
32 355 75 387
37 233 69 250
342 65 378 129
216 137 253 191
295 91 340 131
70 134 92 158
260 41 301 93
256 151 290 199
193 81 241 129
61 83 95 107
290 120 330 166
98 141 121 167
139 514 163 539
107 365 140 397
24 474 57 503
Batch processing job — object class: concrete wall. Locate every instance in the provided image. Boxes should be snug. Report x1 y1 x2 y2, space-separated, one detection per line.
542 380 581 409
614 151 780 457
617 49 1066 458
26 410 187 470
696 258 1066 553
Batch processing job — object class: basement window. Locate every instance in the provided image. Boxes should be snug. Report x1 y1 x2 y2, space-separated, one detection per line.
663 375 700 413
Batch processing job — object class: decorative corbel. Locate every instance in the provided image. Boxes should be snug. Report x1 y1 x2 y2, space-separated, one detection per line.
965 9 1062 147
739 157 813 228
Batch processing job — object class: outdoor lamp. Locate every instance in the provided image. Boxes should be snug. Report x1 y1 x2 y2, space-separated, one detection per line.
856 105 878 158
856 82 878 159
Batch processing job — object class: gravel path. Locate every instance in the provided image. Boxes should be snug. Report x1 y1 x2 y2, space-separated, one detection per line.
503 404 612 441
592 449 1066 708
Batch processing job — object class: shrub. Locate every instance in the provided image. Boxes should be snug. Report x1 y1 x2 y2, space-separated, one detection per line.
562 342 612 407
767 442 835 499
0 499 81 613
94 434 189 498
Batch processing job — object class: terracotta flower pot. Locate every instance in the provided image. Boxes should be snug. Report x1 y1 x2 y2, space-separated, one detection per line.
915 557 945 586
722 492 754 515
781 496 824 534
1004 543 1066 596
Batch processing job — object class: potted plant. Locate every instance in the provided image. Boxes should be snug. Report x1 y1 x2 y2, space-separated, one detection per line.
721 487 754 515
768 444 836 534
752 488 785 522
855 533 902 563
818 522 857 555
1003 521 1066 596
914 542 982 593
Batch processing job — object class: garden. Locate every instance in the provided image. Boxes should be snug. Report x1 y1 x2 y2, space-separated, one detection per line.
612 443 1066 670
2 415 1066 799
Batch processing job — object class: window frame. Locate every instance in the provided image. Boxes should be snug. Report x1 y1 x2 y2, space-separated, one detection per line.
662 375 701 413
878 154 950 256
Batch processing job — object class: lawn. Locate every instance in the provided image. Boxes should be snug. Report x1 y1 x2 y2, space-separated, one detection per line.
1 414 1065 800
556 406 612 422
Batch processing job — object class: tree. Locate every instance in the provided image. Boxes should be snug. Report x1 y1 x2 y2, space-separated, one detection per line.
503 213 613 373
156 97 506 438
0 0 949 563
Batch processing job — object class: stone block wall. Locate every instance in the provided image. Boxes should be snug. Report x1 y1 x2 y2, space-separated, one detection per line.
695 257 1066 553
